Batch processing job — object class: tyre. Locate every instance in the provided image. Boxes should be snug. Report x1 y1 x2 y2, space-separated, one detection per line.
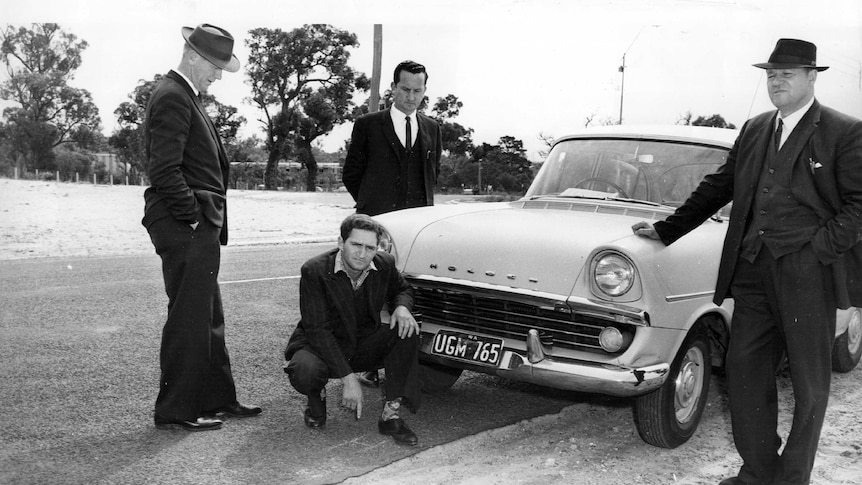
418 361 463 393
633 322 712 448
832 308 862 373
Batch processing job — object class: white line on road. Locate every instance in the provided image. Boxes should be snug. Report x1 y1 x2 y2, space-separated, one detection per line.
220 275 300 285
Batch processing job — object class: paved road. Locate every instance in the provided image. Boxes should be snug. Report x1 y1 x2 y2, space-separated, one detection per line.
0 243 595 484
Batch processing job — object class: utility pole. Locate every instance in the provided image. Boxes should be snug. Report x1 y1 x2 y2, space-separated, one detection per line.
369 25 383 113
618 53 627 125
618 25 659 124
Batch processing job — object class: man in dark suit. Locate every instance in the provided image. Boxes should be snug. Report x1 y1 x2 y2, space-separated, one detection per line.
633 39 862 485
342 60 443 216
143 24 261 431
284 214 422 446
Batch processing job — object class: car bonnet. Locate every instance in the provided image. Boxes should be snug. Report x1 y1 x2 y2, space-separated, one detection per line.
398 204 644 296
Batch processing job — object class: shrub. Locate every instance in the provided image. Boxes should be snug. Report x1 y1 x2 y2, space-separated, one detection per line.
55 150 92 181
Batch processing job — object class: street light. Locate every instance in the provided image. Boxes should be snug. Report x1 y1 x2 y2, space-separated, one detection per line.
619 25 660 124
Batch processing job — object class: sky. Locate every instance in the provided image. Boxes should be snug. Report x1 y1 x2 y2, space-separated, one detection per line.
3 0 862 161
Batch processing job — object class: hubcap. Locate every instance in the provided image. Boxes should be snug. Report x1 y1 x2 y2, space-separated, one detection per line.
847 309 862 354
674 346 705 425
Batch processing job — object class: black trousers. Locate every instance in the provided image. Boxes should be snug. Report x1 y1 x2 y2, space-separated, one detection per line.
728 246 835 485
147 216 237 420
286 324 421 412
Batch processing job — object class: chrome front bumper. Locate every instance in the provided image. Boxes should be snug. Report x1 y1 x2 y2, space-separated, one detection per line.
420 329 670 397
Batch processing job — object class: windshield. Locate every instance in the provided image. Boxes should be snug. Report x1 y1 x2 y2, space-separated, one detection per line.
526 138 729 207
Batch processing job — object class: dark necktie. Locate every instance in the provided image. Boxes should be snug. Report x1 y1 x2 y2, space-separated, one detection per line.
774 118 783 152
405 116 412 153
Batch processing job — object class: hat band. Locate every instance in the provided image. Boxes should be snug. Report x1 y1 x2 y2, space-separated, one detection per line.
769 54 816 67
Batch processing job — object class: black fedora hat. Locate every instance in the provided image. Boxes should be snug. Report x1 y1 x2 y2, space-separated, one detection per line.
181 23 240 73
753 38 828 71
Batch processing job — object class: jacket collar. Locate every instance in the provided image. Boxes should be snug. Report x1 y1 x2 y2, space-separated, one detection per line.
170 69 199 97
777 98 821 160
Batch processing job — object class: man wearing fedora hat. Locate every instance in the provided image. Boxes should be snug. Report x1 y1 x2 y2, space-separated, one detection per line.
142 24 261 431
632 38 862 484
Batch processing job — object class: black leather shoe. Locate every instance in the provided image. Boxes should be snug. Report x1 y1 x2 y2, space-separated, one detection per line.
718 478 747 485
304 390 326 428
204 402 262 418
378 417 418 446
304 408 326 428
154 415 223 431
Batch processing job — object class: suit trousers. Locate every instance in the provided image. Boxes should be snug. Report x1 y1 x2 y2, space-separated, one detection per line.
286 325 421 412
147 216 237 420
727 245 835 485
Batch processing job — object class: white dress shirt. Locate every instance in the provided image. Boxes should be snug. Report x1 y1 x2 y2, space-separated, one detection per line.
390 106 418 149
775 96 814 150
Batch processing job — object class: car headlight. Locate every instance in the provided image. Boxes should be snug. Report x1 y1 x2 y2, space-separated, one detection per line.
377 229 399 261
593 252 635 297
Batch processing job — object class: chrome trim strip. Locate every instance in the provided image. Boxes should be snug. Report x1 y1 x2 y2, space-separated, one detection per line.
665 290 715 303
406 273 569 302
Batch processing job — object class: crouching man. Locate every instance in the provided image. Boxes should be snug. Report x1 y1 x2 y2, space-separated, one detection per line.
284 214 421 445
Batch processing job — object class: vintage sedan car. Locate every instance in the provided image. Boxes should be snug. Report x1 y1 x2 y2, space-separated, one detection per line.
374 125 862 449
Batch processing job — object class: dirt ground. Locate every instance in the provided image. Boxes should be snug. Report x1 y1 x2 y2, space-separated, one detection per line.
1 178 860 484
342 371 862 485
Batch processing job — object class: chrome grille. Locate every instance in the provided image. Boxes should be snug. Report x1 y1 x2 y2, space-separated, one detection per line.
412 282 617 354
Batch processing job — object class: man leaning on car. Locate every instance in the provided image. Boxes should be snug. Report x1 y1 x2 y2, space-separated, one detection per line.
633 38 862 485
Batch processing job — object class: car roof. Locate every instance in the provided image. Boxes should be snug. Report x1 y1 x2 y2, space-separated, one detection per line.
554 124 739 149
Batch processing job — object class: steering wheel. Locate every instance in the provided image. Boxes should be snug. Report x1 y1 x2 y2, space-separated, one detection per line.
574 178 630 199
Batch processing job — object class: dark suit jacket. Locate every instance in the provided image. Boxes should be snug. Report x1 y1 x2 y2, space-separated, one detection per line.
342 109 442 216
142 71 231 245
655 100 862 308
284 249 415 378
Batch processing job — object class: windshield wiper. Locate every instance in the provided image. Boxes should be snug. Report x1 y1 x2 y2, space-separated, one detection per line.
602 196 665 207
549 193 666 207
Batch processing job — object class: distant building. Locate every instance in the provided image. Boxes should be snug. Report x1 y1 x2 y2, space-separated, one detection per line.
283 161 341 177
228 160 344 191
93 152 121 176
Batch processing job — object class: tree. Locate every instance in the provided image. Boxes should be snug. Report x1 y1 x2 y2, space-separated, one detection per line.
246 24 369 190
584 111 617 128
0 23 101 173
207 94 246 144
427 94 477 193
109 74 246 184
676 111 693 126
430 94 473 157
54 146 92 180
692 114 736 129
471 136 534 194
226 135 266 165
109 75 160 182
536 131 556 159
677 111 737 129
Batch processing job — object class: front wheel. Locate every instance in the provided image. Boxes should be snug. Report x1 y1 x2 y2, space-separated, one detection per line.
633 323 712 448
832 308 862 373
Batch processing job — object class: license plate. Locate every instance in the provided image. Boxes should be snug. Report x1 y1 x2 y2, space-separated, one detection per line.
431 330 503 366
